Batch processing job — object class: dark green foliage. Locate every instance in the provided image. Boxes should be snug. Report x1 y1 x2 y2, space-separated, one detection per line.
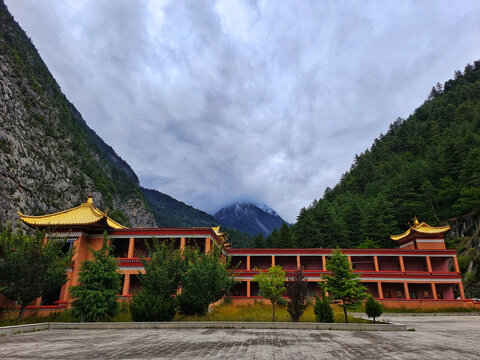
292 61 480 248
109 209 132 228
177 249 234 316
276 223 296 248
130 292 176 322
130 240 184 322
253 233 266 248
222 226 253 248
0 228 72 319
141 187 217 227
253 265 286 322
286 269 308 321
276 297 287 307
365 296 383 323
70 234 122 322
358 237 380 249
322 250 367 323
314 287 334 323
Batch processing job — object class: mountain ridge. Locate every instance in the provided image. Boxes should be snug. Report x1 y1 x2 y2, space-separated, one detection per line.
214 201 286 237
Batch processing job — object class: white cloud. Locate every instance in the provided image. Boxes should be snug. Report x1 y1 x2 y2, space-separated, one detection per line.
5 0 479 222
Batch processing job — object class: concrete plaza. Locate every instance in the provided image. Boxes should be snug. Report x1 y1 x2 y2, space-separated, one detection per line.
1 315 479 359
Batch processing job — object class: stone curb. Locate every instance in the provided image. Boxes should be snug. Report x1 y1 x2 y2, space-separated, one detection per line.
0 322 49 336
1 321 406 335
352 312 480 317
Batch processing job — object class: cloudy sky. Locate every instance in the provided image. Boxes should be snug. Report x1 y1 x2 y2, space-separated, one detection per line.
5 0 479 222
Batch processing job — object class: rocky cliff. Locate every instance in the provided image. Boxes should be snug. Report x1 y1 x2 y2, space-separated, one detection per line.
0 1 155 227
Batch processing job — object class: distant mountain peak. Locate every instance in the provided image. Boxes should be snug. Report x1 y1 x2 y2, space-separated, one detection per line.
214 201 286 237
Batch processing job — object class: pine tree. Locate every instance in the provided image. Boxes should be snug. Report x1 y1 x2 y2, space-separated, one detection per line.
365 295 383 323
314 286 334 323
253 233 266 248
322 250 367 323
70 233 122 322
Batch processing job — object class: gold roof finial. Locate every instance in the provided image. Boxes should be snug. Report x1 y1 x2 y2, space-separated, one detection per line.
87 194 93 204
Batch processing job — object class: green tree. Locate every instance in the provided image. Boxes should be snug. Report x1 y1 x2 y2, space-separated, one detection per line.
365 295 383 323
253 265 286 322
314 286 334 323
253 233 266 248
322 250 367 323
130 240 184 321
177 248 234 316
70 233 122 322
286 269 307 321
357 237 380 249
0 228 72 319
278 223 296 248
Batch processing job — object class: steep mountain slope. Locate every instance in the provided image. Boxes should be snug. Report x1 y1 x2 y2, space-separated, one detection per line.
0 1 155 227
141 187 217 227
214 202 286 237
292 60 480 249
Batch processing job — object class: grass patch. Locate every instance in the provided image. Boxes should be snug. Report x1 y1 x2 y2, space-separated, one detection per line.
174 302 370 323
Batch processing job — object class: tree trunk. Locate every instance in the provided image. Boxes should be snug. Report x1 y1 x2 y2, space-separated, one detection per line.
18 306 25 321
273 301 276 322
343 306 348 323
373 317 376 324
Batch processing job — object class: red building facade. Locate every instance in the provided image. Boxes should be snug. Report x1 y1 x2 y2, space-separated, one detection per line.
12 198 477 313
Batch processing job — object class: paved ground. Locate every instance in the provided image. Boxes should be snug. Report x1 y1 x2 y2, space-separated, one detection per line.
1 316 479 359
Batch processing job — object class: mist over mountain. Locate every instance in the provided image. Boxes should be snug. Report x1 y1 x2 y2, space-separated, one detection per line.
214 202 286 237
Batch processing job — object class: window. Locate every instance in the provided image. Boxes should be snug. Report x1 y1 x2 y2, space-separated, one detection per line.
396 290 403 298
424 290 430 298
384 290 391 298
410 290 418 299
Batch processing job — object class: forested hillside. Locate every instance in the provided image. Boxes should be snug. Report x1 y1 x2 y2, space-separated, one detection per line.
141 187 217 227
290 60 480 249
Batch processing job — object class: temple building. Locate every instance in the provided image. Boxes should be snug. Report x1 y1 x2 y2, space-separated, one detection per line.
10 197 477 314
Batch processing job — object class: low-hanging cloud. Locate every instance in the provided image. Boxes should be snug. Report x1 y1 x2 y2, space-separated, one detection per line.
5 0 480 222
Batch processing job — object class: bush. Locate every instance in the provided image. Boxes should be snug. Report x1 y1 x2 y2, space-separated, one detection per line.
130 291 176 322
130 240 184 322
70 234 122 322
223 295 233 305
177 249 233 316
286 269 308 322
277 297 287 307
365 296 383 323
314 289 334 323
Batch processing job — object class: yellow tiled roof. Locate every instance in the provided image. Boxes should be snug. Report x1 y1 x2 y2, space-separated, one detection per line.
18 196 126 229
391 217 450 241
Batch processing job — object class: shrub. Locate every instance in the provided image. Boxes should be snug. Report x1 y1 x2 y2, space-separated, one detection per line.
286 269 308 322
130 291 177 322
314 288 334 323
365 296 383 323
130 240 184 322
277 297 287 307
177 248 233 316
70 233 122 322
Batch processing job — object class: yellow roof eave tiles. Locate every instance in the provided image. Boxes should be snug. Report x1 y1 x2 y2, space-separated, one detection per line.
391 219 450 241
18 196 126 229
